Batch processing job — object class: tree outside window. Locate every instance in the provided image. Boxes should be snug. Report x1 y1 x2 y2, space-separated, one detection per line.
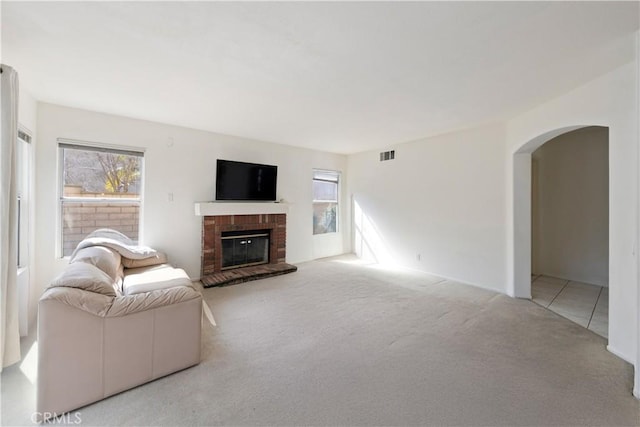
313 170 339 235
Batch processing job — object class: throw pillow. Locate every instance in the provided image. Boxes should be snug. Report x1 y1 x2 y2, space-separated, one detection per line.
122 252 168 269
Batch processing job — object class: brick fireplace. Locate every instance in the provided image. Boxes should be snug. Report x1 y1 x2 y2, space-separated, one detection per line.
200 213 297 287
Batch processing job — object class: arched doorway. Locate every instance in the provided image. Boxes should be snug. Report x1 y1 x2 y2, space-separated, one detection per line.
529 127 609 336
511 125 609 309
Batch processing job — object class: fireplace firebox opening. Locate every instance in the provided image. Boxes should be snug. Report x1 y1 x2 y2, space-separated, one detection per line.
221 229 270 270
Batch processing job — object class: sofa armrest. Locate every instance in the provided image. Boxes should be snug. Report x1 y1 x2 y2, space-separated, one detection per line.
106 286 201 317
39 280 201 318
39 286 112 317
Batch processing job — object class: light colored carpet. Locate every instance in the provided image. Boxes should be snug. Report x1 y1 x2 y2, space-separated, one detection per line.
2 255 638 426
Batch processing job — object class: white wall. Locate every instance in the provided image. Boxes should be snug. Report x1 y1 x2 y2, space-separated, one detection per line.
532 126 609 286
347 124 507 292
347 37 638 395
17 87 37 336
506 58 638 367
34 103 349 296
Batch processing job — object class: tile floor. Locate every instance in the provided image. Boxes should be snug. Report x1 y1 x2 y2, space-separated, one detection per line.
531 275 608 338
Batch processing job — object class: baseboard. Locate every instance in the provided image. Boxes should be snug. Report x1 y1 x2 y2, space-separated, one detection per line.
606 344 634 365
397 264 507 295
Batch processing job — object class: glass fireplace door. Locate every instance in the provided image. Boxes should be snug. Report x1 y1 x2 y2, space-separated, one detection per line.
221 231 270 270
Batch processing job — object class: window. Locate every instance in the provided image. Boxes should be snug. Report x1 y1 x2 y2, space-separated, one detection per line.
59 141 144 256
17 129 32 268
313 170 339 235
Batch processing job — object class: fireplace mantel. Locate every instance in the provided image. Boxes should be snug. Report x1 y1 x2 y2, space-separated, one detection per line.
194 202 290 216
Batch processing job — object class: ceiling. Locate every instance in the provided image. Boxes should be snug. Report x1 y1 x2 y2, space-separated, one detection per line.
2 2 638 154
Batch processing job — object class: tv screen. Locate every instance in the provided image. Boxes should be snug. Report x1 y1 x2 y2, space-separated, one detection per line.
216 159 278 201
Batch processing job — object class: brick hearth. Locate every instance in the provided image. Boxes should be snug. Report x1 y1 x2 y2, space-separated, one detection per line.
200 213 296 286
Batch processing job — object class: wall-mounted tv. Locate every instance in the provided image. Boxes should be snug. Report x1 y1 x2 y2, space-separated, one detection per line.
216 159 278 201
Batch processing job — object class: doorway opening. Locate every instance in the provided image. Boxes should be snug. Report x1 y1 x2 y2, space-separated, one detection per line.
529 127 609 337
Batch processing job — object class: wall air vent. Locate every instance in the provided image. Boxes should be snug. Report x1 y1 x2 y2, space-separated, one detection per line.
379 150 395 162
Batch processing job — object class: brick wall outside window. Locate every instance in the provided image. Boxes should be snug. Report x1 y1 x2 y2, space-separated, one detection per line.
62 200 140 256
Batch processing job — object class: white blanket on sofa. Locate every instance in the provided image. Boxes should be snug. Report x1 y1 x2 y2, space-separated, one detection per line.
70 229 158 260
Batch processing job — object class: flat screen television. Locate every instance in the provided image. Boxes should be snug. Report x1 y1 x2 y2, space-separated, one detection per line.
215 159 278 201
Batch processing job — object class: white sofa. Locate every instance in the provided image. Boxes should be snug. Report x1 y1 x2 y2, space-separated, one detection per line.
37 230 203 421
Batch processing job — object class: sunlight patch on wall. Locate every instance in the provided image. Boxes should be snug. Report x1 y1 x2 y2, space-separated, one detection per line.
353 198 395 266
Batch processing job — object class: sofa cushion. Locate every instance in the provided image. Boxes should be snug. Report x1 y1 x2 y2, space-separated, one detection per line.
121 252 168 269
50 262 119 297
70 246 122 281
123 264 193 296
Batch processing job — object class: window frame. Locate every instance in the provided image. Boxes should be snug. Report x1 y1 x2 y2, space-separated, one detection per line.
17 128 32 268
57 139 145 258
312 169 340 235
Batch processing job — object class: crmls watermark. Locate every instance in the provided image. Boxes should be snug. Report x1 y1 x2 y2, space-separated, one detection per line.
31 411 82 424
